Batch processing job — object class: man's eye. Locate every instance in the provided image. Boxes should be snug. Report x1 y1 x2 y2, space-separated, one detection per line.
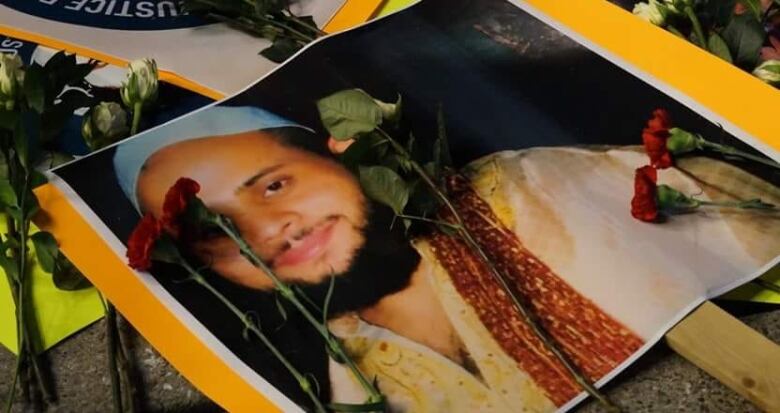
264 179 287 197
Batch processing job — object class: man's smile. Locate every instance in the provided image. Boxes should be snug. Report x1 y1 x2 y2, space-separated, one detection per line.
272 216 339 268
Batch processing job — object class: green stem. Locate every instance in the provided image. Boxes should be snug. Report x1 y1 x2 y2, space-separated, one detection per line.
104 300 124 413
702 140 780 170
258 16 312 42
178 260 327 413
666 25 685 39
113 314 136 413
130 103 142 136
375 128 621 412
395 214 461 231
684 6 707 49
212 218 384 405
286 13 325 37
697 199 775 209
16 173 53 404
751 278 780 294
4 275 24 413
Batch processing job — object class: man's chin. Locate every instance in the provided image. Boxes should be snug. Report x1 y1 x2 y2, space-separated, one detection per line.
273 260 348 286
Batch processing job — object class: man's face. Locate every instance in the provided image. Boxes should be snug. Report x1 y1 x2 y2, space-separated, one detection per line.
137 130 368 290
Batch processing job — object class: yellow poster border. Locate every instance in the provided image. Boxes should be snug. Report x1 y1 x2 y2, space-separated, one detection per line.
28 0 780 411
0 0 382 101
517 0 780 154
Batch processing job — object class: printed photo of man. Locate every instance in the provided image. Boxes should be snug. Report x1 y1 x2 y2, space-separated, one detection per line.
110 104 780 412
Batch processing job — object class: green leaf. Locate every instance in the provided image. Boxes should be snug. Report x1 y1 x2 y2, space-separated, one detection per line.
52 253 92 290
23 64 46 113
738 0 762 20
0 180 18 208
699 0 738 27
358 165 409 215
23 189 40 220
0 110 18 131
31 231 58 273
708 32 733 63
374 94 402 126
336 131 391 174
0 248 19 282
259 37 301 63
41 89 96 144
722 14 765 68
317 89 383 140
30 170 48 188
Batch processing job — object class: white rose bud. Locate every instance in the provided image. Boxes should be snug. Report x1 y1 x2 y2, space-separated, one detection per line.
120 58 158 108
753 60 780 86
82 101 130 150
0 53 25 111
633 0 668 26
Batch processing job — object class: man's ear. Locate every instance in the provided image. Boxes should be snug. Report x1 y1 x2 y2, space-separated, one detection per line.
327 137 355 154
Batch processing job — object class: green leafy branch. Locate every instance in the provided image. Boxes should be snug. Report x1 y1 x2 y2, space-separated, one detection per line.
0 50 101 411
182 0 325 62
316 89 621 412
1 51 142 413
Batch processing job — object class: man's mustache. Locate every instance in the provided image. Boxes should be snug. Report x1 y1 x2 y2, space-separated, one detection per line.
265 214 363 265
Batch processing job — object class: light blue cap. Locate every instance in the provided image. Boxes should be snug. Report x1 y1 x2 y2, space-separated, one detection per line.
113 105 303 211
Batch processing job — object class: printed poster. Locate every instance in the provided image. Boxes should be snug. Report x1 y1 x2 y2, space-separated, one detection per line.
0 0 381 97
41 0 780 411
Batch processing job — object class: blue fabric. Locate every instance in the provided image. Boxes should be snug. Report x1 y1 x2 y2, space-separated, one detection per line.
113 105 301 211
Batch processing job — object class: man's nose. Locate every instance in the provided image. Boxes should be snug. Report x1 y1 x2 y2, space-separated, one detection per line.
252 209 301 242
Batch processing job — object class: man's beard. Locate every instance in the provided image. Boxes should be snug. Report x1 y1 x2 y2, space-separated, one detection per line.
289 200 421 315
207 200 421 318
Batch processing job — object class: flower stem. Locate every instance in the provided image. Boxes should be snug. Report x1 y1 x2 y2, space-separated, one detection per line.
702 140 780 170
375 127 621 412
286 13 325 37
395 214 461 231
16 172 54 404
684 6 707 49
130 102 143 136
212 217 385 406
697 199 775 209
751 278 780 294
101 297 124 413
178 260 328 413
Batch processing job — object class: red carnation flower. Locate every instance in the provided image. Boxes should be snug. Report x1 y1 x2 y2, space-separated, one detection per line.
631 165 659 222
161 177 201 237
642 109 673 169
127 213 162 270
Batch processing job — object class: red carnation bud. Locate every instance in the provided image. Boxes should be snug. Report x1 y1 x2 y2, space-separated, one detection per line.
161 177 201 237
631 165 659 222
642 109 673 169
127 213 162 270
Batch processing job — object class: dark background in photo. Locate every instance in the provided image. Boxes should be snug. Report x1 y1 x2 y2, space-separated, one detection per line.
54 0 778 409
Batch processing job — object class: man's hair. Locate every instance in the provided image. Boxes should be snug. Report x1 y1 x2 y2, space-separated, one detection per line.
265 126 332 158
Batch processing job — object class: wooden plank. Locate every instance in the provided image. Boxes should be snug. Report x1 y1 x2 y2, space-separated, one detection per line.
666 301 780 412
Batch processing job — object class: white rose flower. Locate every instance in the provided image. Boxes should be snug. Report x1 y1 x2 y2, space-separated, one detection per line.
753 60 780 86
0 53 24 111
632 0 668 26
120 58 159 108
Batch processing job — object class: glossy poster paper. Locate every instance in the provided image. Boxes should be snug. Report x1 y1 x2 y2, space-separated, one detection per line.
43 0 780 411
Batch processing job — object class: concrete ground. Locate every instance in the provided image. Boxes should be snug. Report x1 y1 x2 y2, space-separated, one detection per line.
0 301 777 412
